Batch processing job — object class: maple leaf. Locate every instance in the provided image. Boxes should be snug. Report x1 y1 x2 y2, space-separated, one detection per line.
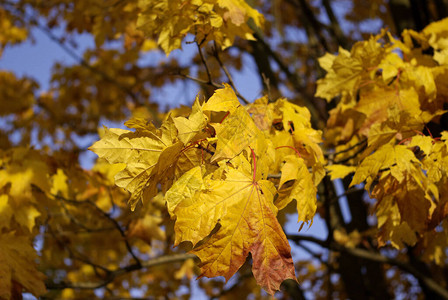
246 96 272 131
0 232 46 299
89 118 183 210
276 155 318 229
0 148 50 198
351 144 421 190
0 10 28 58
202 83 241 113
0 149 50 232
210 106 260 162
137 0 263 55
173 155 296 295
165 165 204 216
326 164 357 180
315 47 361 102
376 194 418 248
173 97 208 144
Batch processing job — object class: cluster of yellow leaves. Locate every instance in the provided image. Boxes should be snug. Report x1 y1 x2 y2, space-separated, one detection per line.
0 146 154 299
45 49 152 133
30 0 152 50
0 8 27 57
137 0 264 54
319 18 448 260
0 71 35 117
0 71 37 148
90 84 324 294
9 0 264 56
0 149 48 299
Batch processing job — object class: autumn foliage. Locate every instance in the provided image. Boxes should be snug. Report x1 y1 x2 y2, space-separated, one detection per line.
1 0 448 299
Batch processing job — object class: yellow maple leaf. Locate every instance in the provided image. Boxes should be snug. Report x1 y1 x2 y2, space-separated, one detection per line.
137 0 263 55
274 98 312 132
351 144 420 189
165 165 205 216
173 97 208 144
0 232 46 299
0 148 50 197
422 17 448 51
89 118 183 210
326 164 356 180
173 159 296 295
246 96 272 131
276 155 318 229
315 47 364 102
210 105 260 162
202 83 241 114
376 195 418 248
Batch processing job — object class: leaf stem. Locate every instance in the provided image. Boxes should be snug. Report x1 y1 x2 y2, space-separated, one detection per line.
398 137 412 145
249 146 257 182
219 111 230 123
275 145 301 157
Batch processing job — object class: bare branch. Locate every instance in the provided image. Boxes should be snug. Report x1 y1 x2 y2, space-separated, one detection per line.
196 41 215 86
212 43 250 104
249 27 324 128
324 139 367 158
176 72 223 89
45 220 112 276
321 0 349 49
333 142 368 164
46 253 197 290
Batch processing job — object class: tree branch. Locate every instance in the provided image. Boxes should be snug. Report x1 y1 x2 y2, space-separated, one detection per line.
32 18 139 103
249 26 324 128
53 193 142 267
287 234 448 299
324 139 367 158
196 41 215 86
321 0 349 49
212 43 250 104
46 253 197 290
176 72 223 89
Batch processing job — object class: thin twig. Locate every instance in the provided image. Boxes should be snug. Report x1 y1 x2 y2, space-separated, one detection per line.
249 26 323 128
176 72 223 89
196 41 214 85
324 139 367 158
333 142 367 164
213 42 250 104
54 193 142 267
46 253 197 290
45 220 112 275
